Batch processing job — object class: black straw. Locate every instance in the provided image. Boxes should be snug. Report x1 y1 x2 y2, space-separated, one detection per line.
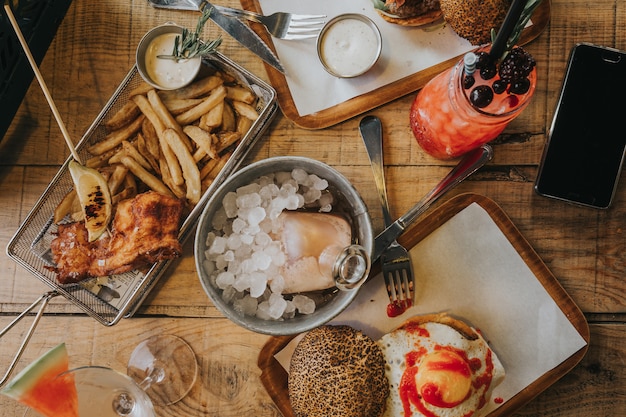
489 0 529 60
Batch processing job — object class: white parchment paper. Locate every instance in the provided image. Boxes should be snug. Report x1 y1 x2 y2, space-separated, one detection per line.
275 202 588 414
258 0 473 116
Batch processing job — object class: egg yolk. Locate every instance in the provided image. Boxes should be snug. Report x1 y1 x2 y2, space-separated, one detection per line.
415 350 472 408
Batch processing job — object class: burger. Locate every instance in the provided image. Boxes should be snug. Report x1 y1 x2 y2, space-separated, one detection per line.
439 0 512 45
373 0 443 26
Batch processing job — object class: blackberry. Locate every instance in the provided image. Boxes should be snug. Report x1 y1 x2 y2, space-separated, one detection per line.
510 78 531 94
463 74 476 89
475 51 497 80
498 47 536 84
492 79 508 94
470 85 494 108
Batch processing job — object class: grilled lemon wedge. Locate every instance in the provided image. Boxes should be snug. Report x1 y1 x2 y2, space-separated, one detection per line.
68 160 112 242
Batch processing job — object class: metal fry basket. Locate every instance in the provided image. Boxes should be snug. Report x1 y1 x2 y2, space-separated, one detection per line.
1 51 277 385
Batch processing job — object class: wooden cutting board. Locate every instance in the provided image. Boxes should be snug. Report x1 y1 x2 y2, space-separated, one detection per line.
240 0 551 129
257 193 589 417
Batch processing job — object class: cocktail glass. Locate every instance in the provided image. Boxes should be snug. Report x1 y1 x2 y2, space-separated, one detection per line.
29 366 156 417
21 335 198 416
410 45 537 159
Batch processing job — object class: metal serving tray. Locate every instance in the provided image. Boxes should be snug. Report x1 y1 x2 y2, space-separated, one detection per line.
6 51 278 327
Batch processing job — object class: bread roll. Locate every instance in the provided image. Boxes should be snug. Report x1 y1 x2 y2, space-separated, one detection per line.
440 0 511 45
288 325 389 417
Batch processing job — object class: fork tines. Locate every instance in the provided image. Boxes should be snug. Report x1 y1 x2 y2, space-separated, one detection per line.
384 261 414 308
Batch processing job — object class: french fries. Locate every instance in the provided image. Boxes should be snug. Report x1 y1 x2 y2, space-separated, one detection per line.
54 69 261 225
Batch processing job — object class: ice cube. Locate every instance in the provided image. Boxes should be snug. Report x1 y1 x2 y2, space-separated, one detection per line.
216 271 235 289
268 293 287 319
222 192 238 218
236 192 262 209
249 271 268 298
292 294 316 314
208 236 227 254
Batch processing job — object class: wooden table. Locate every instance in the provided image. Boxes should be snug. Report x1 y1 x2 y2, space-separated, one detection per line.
1 0 624 415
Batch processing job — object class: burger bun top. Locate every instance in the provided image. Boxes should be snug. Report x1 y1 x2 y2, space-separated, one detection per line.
376 8 443 26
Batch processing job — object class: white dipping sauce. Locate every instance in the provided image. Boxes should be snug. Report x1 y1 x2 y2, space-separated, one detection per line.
144 32 201 90
319 17 380 77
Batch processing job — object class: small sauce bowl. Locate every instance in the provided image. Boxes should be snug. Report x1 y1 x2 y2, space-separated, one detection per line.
136 23 202 90
317 14 382 78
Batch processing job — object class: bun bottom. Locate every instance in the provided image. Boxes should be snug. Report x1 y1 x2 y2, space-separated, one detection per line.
376 9 443 27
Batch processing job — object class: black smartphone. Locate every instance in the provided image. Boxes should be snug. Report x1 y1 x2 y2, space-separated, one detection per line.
535 43 626 209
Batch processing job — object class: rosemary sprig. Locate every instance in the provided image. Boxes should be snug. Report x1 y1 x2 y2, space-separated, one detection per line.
159 8 222 61
490 0 543 61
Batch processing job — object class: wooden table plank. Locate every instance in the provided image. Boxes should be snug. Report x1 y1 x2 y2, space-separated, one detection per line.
1 0 625 415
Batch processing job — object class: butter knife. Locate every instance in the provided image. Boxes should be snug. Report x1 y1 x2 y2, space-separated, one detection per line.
371 145 493 263
157 0 285 73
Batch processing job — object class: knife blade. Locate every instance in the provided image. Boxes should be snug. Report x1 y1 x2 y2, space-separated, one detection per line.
155 0 285 73
371 145 493 263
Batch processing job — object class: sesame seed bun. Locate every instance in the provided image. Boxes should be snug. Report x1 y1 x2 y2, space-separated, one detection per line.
288 325 389 417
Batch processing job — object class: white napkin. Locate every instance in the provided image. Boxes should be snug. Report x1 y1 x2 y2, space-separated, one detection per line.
275 202 588 415
258 0 473 116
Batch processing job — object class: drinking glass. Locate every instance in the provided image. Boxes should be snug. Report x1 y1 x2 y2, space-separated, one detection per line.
410 45 537 159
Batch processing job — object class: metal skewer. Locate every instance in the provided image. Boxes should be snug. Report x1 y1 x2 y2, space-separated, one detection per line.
4 4 82 164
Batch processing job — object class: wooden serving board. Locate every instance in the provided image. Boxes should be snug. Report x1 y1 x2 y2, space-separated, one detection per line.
257 193 589 417
240 0 551 129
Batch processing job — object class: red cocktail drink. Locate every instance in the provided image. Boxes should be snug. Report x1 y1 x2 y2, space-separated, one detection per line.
410 46 536 159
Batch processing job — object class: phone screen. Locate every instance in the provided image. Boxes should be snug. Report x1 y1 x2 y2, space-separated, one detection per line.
535 43 626 208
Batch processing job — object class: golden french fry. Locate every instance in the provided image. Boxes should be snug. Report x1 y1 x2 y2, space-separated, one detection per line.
199 157 220 180
133 94 184 186
221 101 236 132
236 116 253 135
159 75 223 100
87 114 145 155
120 155 174 197
141 118 161 159
192 147 206 164
231 100 259 121
199 101 224 131
112 186 137 205
217 131 242 153
85 147 119 169
132 94 166 133
147 90 193 152
159 156 186 199
226 86 256 104
163 128 201 204
162 97 205 114
201 151 231 190
175 85 227 126
123 170 138 196
107 164 130 195
121 140 153 171
104 101 141 131
136 133 161 174
128 81 154 98
184 125 218 159
54 189 78 224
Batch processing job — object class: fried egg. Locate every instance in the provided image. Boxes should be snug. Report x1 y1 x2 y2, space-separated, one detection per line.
378 315 505 417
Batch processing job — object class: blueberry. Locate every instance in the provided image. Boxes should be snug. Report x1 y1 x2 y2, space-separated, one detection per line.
470 85 494 108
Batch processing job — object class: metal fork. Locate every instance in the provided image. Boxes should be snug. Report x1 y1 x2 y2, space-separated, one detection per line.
359 116 414 312
214 6 326 40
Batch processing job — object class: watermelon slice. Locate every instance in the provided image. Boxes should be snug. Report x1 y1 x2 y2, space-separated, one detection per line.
1 343 79 417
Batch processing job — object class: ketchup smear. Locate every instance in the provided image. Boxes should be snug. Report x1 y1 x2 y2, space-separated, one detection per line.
387 299 413 317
